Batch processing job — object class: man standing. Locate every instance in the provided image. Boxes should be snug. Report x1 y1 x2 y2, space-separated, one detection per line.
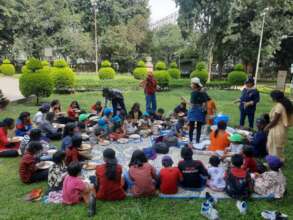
140 71 157 114
102 88 127 116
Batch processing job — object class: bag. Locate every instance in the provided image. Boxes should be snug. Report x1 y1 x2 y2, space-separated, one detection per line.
153 142 169 154
163 136 178 147
225 169 252 200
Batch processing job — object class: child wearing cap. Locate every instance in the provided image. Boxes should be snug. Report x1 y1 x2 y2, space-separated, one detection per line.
223 133 244 159
253 155 286 198
109 115 126 141
159 156 183 194
207 155 226 192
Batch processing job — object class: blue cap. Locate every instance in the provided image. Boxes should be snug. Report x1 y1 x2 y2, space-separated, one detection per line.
143 112 150 117
98 118 106 127
112 115 122 123
103 108 113 116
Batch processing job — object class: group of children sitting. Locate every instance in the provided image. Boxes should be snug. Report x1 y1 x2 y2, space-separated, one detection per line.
0 97 287 218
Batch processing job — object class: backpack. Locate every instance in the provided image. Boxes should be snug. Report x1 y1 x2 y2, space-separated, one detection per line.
153 142 169 154
225 169 252 200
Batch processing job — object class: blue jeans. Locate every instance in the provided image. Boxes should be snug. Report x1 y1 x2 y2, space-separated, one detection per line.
146 94 157 114
240 109 255 129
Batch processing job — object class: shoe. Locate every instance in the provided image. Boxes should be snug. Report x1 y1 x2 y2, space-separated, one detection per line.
206 192 217 206
261 210 288 220
88 193 96 217
236 200 247 215
201 202 219 220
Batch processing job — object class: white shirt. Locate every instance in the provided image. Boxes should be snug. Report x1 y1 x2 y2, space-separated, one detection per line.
208 166 226 190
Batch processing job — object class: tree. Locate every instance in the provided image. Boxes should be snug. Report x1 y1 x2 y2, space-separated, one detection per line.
175 0 235 82
151 24 184 63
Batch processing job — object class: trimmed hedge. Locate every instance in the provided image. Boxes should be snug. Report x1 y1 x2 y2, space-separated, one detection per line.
154 70 171 88
155 61 167 70
19 58 54 103
0 59 15 76
190 61 208 84
52 59 75 92
228 63 247 86
133 60 147 80
168 61 181 79
99 60 116 79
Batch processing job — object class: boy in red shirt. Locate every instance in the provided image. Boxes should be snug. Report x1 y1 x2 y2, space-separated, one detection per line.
242 146 257 173
65 135 83 165
159 155 182 194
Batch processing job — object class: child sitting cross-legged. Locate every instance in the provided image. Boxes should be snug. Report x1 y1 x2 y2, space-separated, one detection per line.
178 146 209 190
242 146 257 173
95 148 126 201
159 155 182 194
48 151 67 192
109 115 126 141
65 135 91 165
62 161 96 215
125 150 157 197
253 155 286 199
123 115 138 135
225 154 253 215
207 155 226 192
208 121 230 153
19 141 48 184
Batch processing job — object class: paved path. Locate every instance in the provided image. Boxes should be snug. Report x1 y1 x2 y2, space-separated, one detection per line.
0 76 24 101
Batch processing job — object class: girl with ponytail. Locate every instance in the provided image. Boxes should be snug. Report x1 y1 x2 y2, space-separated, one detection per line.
95 148 125 201
208 121 230 152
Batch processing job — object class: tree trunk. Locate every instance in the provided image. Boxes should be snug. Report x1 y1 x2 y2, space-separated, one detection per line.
207 45 214 83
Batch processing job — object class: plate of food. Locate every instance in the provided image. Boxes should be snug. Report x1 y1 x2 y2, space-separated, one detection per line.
99 140 110 146
180 137 189 142
117 138 128 144
47 149 57 156
89 116 99 121
12 136 23 142
129 134 140 140
79 144 92 151
81 133 90 140
83 162 98 170
235 129 251 137
36 161 54 170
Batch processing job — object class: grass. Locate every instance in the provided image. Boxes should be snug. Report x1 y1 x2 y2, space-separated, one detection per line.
0 88 293 220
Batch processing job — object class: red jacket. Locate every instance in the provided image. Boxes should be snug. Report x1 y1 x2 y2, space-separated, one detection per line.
65 147 80 165
0 127 9 151
19 152 37 183
144 75 157 95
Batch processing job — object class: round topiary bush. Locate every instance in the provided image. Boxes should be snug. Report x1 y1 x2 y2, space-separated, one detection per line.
19 58 54 104
190 61 208 84
99 60 116 80
133 60 147 80
0 59 15 76
228 64 247 86
168 61 181 79
155 61 167 70
41 60 51 74
52 59 75 92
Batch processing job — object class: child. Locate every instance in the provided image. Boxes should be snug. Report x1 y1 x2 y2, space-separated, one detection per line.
225 154 252 214
242 146 257 173
65 135 87 165
178 146 208 189
139 112 152 130
40 112 62 140
174 102 187 117
48 151 67 191
207 155 226 192
206 96 217 126
159 156 182 194
129 103 142 122
109 116 125 141
0 118 20 157
103 108 114 130
127 150 157 197
253 155 286 199
223 133 244 158
33 103 50 127
15 112 32 137
91 100 104 116
173 114 186 137
123 115 138 135
62 161 95 205
67 101 81 122
153 108 165 121
208 121 230 152
95 148 126 201
19 141 48 183
250 116 269 158
61 123 77 151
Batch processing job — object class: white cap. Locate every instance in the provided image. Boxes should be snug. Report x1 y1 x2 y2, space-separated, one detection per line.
191 77 203 87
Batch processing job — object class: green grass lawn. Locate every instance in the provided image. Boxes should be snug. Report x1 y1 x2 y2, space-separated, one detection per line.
0 88 292 220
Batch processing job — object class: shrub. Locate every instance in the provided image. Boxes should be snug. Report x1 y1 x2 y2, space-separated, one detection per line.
168 61 181 79
155 61 167 70
190 62 208 84
133 60 147 80
41 60 51 74
21 60 30 74
52 59 75 92
19 58 53 104
228 64 247 86
154 70 171 88
0 59 15 76
99 60 116 80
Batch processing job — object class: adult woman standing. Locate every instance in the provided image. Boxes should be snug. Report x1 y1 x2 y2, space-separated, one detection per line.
265 90 293 161
237 77 260 129
182 77 208 145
